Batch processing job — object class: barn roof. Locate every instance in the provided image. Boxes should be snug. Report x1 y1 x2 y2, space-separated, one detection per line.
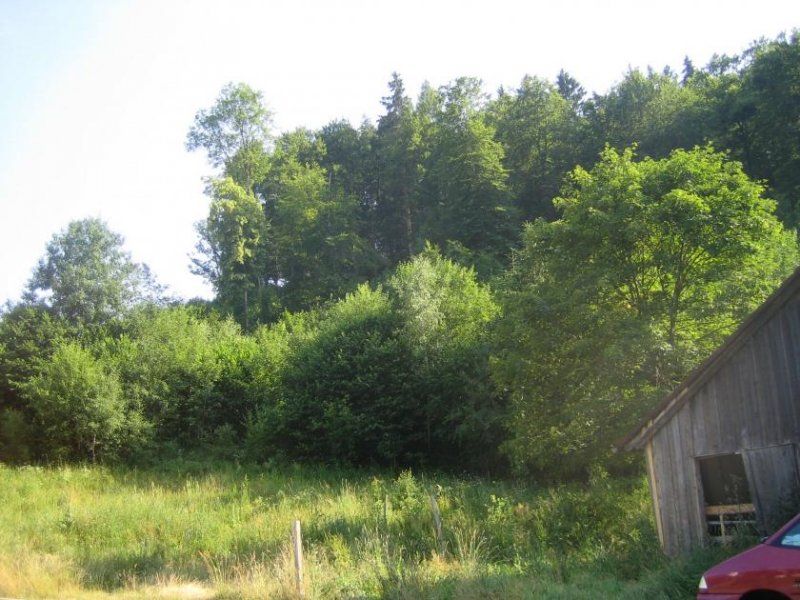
620 266 800 452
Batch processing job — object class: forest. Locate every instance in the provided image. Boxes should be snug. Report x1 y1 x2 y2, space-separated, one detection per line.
2 31 800 482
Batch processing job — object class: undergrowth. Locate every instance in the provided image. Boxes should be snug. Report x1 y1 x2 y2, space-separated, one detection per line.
0 460 747 599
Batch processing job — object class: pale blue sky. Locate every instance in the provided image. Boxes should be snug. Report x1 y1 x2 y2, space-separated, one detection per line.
1 0 798 305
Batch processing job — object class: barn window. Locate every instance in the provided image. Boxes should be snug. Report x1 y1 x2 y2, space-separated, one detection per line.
697 453 756 540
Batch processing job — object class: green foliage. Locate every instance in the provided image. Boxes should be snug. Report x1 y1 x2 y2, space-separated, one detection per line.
490 75 586 221
417 78 516 272
262 132 382 313
374 73 422 264
244 250 503 470
266 284 420 465
676 32 800 227
556 69 587 114
185 41 800 323
387 248 504 469
318 119 378 210
110 305 248 451
23 218 159 335
193 177 271 330
192 120 384 325
0 408 33 464
0 303 68 413
185 82 272 190
5 34 800 481
586 67 707 159
553 145 796 350
734 32 800 225
20 342 128 462
494 145 798 478
2 462 720 599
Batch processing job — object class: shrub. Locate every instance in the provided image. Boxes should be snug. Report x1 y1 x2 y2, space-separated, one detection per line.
0 408 33 464
21 342 127 462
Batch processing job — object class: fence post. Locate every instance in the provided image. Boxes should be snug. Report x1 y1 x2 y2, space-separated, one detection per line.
292 519 304 597
430 492 444 554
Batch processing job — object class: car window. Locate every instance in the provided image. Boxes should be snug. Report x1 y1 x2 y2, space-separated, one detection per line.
778 521 800 547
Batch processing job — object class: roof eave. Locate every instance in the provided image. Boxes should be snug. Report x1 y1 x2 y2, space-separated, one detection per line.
619 265 800 452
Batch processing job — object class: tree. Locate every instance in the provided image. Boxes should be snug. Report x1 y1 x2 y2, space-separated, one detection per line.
387 247 503 469
419 78 516 276
268 284 419 465
490 75 585 221
21 342 127 462
0 304 69 462
0 304 67 409
2 217 156 461
375 73 421 263
556 69 587 114
255 129 383 314
586 68 706 160
186 83 277 326
684 50 749 164
734 33 800 225
23 218 159 335
494 145 798 478
110 305 247 450
193 177 270 330
318 119 379 225
186 82 272 190
247 249 504 470
555 145 796 347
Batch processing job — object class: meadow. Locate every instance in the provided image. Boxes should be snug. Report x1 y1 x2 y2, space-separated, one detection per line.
0 459 747 599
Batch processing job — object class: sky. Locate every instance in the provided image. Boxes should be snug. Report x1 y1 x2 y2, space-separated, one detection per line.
1 0 798 306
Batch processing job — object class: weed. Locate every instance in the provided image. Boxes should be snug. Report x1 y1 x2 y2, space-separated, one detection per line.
0 461 751 599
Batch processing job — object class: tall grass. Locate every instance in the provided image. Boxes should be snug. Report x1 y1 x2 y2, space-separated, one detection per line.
0 460 743 599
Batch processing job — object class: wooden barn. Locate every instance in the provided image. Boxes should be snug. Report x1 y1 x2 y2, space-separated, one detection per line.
621 268 800 555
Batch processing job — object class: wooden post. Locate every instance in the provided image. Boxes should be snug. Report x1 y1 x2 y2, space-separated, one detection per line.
292 520 304 597
430 492 443 554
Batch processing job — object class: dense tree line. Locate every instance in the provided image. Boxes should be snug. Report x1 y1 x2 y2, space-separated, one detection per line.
1 32 799 478
0 228 500 470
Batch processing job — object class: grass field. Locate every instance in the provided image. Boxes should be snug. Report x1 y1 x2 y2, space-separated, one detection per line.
0 459 743 599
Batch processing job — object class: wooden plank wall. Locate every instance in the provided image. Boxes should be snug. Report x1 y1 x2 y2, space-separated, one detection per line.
651 295 800 554
743 445 799 528
650 414 705 554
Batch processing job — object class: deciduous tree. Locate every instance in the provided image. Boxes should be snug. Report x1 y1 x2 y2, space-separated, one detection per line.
419 78 515 277
23 218 159 335
21 342 126 462
494 145 798 478
193 177 270 330
186 82 272 190
490 75 584 221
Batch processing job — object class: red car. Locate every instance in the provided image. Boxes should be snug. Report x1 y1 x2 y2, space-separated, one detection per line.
698 513 800 599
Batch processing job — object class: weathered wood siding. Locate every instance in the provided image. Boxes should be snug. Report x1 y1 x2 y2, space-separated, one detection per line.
648 417 705 554
651 294 800 554
743 445 800 526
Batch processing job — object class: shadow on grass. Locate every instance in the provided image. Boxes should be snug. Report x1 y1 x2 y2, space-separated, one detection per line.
374 569 616 600
79 551 171 590
375 567 707 600
377 538 759 600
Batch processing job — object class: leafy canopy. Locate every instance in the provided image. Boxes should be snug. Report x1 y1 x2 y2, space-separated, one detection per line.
186 82 272 190
24 218 159 333
494 145 798 478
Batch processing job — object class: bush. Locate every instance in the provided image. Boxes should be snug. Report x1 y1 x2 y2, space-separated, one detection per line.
21 342 127 462
270 285 422 465
111 306 248 451
247 252 506 472
0 408 33 464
